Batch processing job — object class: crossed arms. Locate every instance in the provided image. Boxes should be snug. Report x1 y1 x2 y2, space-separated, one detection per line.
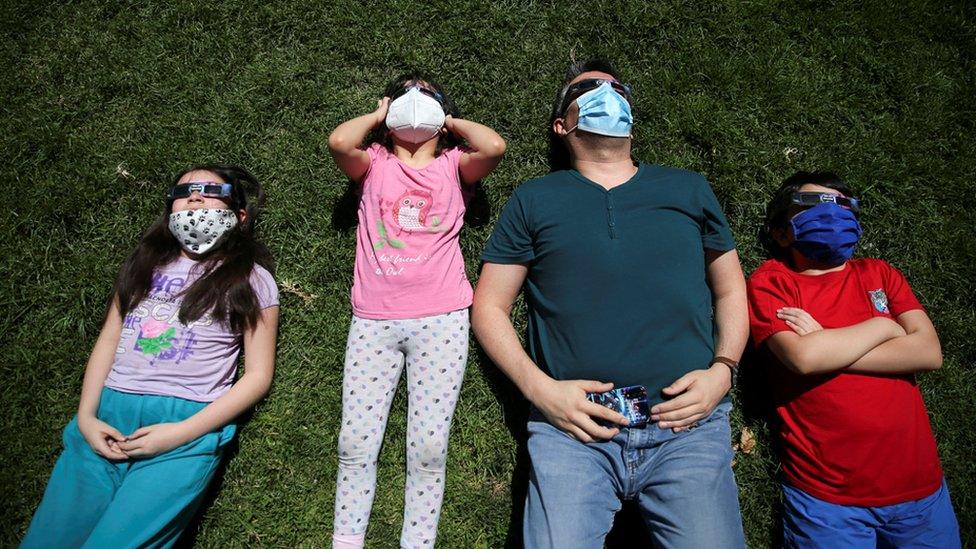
768 307 941 375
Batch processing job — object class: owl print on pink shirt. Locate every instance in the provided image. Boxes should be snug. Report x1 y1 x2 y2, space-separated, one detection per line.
374 190 449 250
393 190 433 230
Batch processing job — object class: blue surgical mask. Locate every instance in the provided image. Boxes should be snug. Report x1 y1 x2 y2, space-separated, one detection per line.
568 82 633 138
790 203 863 265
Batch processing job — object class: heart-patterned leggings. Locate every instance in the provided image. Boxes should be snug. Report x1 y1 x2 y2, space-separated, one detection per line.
332 309 469 549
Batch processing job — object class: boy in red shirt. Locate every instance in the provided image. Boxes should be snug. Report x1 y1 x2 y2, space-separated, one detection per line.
747 171 961 547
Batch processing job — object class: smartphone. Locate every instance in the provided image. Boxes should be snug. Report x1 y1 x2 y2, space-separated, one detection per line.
586 384 650 427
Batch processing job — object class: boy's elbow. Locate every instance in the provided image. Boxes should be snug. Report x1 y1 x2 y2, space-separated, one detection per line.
783 346 822 375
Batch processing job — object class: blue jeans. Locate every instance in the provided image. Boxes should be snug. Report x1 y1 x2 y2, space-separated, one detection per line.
523 402 744 549
782 481 961 548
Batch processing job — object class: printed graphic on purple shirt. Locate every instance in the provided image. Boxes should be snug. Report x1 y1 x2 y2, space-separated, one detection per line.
105 258 278 402
118 270 211 367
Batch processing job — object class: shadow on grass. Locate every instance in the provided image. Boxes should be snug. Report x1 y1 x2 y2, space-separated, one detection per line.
175 407 256 548
736 344 785 548
475 343 654 548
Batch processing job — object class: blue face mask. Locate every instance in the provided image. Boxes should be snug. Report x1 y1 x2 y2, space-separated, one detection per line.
569 82 633 138
790 202 863 265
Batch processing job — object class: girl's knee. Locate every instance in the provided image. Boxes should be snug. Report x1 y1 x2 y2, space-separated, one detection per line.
407 440 448 473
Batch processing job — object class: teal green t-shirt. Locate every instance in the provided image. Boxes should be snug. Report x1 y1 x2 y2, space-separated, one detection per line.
482 163 735 405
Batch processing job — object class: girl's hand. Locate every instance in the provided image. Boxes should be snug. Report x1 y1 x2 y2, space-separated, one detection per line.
373 97 390 127
777 307 823 335
77 414 129 460
117 422 190 459
441 114 455 135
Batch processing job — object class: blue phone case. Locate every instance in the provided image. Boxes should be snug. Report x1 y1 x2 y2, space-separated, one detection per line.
586 384 650 427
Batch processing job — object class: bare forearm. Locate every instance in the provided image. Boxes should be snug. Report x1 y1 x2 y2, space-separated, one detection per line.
78 308 123 418
782 318 902 374
847 331 942 374
471 303 551 403
177 371 272 442
713 292 748 361
447 118 506 156
77 349 116 418
328 112 380 154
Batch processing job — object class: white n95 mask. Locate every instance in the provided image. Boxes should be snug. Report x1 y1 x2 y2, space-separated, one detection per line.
385 86 446 144
168 208 238 254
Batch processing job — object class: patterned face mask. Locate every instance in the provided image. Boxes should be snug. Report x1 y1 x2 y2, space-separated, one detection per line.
168 208 238 254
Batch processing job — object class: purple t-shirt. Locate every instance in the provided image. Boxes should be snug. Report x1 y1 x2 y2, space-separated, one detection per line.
104 256 279 402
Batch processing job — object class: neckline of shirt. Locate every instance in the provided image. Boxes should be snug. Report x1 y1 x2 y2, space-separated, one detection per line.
568 162 647 193
388 147 446 173
777 258 853 280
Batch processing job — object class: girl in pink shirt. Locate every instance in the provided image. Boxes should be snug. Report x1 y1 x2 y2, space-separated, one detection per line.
328 73 505 549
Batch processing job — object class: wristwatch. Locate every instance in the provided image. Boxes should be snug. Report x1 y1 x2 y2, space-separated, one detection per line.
710 356 739 389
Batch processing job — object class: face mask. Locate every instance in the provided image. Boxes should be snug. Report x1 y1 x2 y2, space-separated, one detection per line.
385 87 446 143
568 82 633 138
168 208 238 254
790 203 862 265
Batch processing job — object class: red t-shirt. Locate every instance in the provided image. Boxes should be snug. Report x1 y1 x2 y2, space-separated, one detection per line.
747 257 942 506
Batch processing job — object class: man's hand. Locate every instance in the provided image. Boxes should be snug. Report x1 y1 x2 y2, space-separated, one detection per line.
117 423 191 459
531 379 630 443
651 364 732 432
77 414 129 460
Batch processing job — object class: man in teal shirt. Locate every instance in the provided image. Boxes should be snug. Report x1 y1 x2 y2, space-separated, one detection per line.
472 60 748 548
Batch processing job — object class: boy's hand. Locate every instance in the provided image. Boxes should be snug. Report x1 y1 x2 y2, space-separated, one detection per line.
777 307 824 335
77 414 129 460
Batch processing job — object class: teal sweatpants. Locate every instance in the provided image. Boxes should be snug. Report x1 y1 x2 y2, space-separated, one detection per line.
22 388 235 549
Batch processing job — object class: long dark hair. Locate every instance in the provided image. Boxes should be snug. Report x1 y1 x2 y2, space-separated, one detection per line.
760 170 856 260
548 59 623 172
366 72 462 156
112 164 274 333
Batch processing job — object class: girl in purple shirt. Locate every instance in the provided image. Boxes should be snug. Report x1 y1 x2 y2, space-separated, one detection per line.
22 165 279 548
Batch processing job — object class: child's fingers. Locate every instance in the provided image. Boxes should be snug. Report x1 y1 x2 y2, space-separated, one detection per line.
118 438 145 452
784 319 807 335
103 425 126 441
127 426 151 439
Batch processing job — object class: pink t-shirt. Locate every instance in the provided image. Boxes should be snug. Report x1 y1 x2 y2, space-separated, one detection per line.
351 143 473 319
104 256 279 402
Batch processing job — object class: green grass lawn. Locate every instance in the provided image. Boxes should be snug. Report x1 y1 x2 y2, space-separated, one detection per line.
2 0 973 546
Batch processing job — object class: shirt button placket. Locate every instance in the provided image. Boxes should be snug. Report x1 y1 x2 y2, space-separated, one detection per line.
606 194 617 239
